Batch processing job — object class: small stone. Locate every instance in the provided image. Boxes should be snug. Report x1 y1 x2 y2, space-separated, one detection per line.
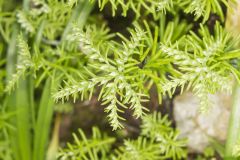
174 92 231 152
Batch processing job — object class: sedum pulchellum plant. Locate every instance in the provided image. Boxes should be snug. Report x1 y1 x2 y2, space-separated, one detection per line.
53 23 149 130
53 17 190 130
58 112 187 160
1 0 240 159
161 22 240 112
113 112 187 160
57 127 115 160
4 0 238 132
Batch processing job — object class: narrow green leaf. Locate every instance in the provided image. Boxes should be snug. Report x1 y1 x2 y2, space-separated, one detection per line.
33 78 54 160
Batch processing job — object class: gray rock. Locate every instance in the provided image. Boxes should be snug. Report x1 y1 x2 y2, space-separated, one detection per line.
174 92 231 152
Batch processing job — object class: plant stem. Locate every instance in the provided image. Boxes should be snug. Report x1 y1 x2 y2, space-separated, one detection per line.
225 84 240 158
225 0 240 159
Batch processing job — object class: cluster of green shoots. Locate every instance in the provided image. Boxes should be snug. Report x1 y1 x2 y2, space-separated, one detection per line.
58 112 187 160
0 0 240 159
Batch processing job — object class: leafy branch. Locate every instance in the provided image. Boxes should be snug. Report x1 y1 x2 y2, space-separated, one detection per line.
58 112 187 160
57 127 115 160
161 22 240 112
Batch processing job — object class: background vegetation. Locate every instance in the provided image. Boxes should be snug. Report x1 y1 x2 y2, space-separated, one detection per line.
0 0 240 159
